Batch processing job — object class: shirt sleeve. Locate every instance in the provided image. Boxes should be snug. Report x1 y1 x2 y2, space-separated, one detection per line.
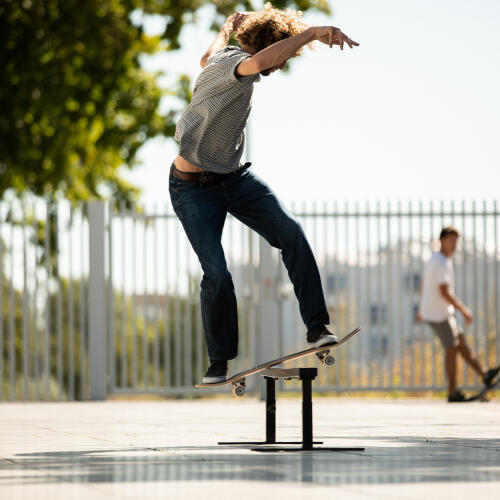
206 48 261 84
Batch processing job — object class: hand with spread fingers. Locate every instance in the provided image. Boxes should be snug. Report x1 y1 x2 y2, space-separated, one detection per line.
313 26 359 50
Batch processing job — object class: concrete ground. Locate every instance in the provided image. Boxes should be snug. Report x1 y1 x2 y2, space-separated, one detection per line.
0 398 499 499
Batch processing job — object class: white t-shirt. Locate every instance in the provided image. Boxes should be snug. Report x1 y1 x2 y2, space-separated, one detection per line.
420 251 455 322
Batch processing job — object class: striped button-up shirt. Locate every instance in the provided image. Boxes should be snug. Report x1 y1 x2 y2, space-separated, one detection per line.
174 46 261 173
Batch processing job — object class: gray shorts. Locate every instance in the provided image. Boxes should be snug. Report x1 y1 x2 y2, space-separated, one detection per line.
427 315 462 348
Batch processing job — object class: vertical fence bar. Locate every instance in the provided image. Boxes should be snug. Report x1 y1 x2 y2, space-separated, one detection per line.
79 203 86 400
164 206 171 388
108 201 115 393
429 200 436 388
419 201 425 387
132 214 138 388
366 201 373 389
408 200 414 389
120 202 127 388
68 204 74 400
472 200 478 384
397 201 404 389
153 204 160 388
462 200 468 385
355 201 361 386
376 201 383 388
22 201 28 399
174 221 181 387
88 201 107 400
386 202 393 388
9 202 15 400
32 200 39 400
344 201 350 388
43 201 51 400
143 212 149 388
333 201 339 341
483 200 489 365
55 205 63 399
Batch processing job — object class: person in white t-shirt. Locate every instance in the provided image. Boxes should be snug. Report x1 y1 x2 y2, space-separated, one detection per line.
417 226 499 402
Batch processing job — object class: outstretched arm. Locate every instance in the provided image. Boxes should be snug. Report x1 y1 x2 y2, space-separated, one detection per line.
237 25 359 76
200 13 248 68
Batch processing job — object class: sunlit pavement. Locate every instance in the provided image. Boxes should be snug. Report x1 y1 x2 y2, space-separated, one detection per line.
1 398 499 499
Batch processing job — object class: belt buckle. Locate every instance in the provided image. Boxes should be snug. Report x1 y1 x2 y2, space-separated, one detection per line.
200 171 207 184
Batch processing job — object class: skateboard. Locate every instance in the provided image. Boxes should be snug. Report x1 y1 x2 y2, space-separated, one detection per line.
195 327 362 396
464 367 500 402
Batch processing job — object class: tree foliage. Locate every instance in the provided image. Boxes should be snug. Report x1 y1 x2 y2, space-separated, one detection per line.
0 0 331 206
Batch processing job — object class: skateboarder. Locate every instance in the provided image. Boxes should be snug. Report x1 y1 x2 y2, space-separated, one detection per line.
417 226 499 401
170 4 359 383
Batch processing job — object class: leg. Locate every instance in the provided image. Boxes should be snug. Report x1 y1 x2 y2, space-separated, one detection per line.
457 333 486 377
169 173 239 360
226 169 329 330
428 318 460 397
445 346 458 395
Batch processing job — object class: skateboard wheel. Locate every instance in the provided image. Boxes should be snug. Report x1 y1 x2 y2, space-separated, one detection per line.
323 355 335 366
232 385 245 397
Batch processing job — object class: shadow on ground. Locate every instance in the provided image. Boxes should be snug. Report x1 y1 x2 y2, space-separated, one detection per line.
2 436 500 486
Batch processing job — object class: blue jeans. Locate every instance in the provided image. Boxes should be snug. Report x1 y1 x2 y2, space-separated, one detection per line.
168 162 330 361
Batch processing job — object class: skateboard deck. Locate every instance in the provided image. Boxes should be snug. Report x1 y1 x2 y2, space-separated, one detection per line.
195 327 361 395
464 367 500 402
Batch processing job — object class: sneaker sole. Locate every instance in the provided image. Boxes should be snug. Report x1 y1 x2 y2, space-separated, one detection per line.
202 376 227 384
308 336 340 349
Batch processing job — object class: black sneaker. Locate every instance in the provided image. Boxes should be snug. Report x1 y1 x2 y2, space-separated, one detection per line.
202 359 228 384
306 325 339 348
448 390 466 403
483 366 500 387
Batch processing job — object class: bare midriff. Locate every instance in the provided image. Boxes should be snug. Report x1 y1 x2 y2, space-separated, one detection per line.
173 155 206 173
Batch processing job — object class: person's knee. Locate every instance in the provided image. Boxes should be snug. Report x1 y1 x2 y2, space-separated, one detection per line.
456 334 469 352
273 217 304 249
201 264 232 286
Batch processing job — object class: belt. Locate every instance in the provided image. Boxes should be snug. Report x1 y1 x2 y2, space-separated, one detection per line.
171 161 252 184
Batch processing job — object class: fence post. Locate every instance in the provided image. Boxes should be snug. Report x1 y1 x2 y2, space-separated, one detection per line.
88 201 107 400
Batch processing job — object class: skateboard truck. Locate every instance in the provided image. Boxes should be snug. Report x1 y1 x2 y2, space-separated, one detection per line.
220 367 365 452
232 380 246 397
316 350 335 365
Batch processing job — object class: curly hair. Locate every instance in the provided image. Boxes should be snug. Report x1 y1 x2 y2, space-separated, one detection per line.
234 2 315 57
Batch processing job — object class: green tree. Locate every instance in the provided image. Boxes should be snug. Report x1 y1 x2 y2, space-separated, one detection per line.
0 0 331 207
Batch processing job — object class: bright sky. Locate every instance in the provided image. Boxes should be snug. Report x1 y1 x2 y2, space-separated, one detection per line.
123 0 500 209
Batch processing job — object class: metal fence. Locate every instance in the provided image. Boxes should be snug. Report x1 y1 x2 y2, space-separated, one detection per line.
1 197 499 400
279 200 499 393
0 197 90 401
